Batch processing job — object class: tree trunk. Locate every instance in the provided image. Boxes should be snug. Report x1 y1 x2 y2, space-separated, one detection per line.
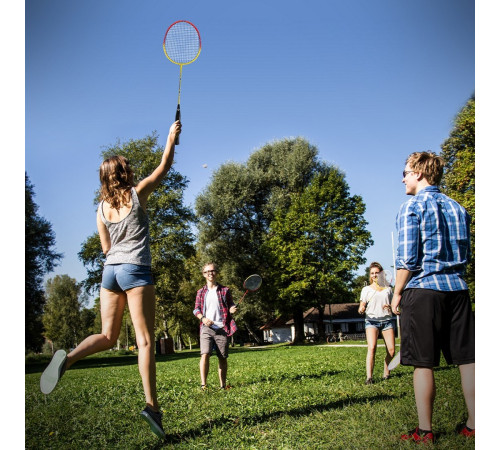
163 319 169 338
317 302 325 341
292 306 305 344
244 320 263 345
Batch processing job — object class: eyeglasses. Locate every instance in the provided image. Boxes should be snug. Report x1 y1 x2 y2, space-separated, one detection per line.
402 170 415 178
203 270 216 274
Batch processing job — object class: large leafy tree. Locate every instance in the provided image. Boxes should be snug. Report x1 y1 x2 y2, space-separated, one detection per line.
78 133 196 338
42 275 82 350
195 138 322 341
159 255 204 348
440 95 475 302
25 174 62 352
265 168 373 341
195 138 371 343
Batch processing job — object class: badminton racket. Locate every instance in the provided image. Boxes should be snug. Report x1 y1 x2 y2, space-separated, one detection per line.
163 20 201 145
388 351 401 370
376 269 394 288
237 274 262 305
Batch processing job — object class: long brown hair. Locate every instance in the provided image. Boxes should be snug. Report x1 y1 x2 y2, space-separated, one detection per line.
99 155 135 210
368 262 383 283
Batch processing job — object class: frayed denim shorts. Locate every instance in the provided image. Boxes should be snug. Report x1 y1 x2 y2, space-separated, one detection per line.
365 318 395 331
101 264 154 292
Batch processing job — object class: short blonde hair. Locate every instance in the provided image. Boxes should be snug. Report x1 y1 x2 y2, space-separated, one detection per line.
202 262 218 273
406 151 444 186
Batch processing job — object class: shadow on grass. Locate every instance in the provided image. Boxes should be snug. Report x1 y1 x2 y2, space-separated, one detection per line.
242 368 342 386
26 345 289 375
163 391 408 445
385 363 458 380
25 350 202 374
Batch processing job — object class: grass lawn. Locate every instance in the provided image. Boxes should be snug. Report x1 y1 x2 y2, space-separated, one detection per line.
26 343 474 449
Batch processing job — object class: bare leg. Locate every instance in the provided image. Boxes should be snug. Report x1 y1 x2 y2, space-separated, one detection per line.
459 363 475 429
413 367 435 431
381 327 396 377
218 357 228 387
127 285 158 411
66 288 126 369
200 354 210 386
365 327 379 379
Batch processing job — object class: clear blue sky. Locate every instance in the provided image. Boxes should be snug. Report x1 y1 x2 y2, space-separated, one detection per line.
25 0 475 287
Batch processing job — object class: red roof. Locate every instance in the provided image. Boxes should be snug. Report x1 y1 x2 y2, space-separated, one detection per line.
260 315 292 330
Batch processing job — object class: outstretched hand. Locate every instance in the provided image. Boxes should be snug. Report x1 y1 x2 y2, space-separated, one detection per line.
169 120 182 141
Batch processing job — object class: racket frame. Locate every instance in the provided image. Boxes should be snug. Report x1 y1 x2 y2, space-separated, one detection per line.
162 20 201 145
237 274 262 305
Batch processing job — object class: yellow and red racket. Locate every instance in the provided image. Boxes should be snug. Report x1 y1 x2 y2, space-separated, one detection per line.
236 274 263 306
163 20 201 145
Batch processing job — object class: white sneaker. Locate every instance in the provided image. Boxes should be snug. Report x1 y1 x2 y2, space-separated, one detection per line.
40 350 67 394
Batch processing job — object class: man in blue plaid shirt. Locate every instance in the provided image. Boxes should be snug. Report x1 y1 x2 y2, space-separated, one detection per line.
392 152 475 443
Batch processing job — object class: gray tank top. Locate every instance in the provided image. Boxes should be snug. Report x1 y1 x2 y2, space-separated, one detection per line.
100 187 152 266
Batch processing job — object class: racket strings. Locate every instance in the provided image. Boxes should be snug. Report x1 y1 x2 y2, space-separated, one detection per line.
164 22 200 64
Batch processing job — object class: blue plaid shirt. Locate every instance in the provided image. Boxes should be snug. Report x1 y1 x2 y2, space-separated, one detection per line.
395 186 470 291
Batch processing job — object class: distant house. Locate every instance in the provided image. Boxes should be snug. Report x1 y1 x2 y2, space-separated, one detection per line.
296 303 366 337
260 316 293 344
261 303 387 343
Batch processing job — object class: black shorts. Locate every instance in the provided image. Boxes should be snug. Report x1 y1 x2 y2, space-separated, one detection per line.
400 288 475 368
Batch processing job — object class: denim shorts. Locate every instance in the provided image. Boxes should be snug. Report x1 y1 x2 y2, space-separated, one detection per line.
365 318 395 331
101 264 154 292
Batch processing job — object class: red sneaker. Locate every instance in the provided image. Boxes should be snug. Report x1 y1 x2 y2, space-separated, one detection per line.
401 427 435 444
457 424 475 437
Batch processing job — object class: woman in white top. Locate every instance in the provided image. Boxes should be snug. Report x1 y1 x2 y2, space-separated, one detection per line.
358 262 396 384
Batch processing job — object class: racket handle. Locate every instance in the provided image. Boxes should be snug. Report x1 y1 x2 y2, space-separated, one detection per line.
175 106 180 145
237 290 249 306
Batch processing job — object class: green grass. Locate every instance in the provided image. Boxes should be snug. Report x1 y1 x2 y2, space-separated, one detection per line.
26 343 474 449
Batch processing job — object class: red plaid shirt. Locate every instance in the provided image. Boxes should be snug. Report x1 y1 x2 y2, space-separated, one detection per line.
193 284 237 336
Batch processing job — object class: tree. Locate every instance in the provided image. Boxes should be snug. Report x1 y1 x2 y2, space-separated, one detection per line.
78 133 196 338
351 267 371 303
158 255 205 348
79 307 96 341
25 174 62 352
195 138 322 342
264 168 373 341
42 275 82 350
195 138 372 343
440 95 475 302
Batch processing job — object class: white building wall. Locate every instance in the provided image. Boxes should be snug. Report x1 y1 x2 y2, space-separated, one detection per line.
270 327 292 343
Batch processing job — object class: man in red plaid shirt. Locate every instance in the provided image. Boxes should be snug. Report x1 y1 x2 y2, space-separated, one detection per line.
193 262 237 390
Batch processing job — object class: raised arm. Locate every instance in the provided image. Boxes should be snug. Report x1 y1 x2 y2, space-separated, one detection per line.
135 121 181 203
